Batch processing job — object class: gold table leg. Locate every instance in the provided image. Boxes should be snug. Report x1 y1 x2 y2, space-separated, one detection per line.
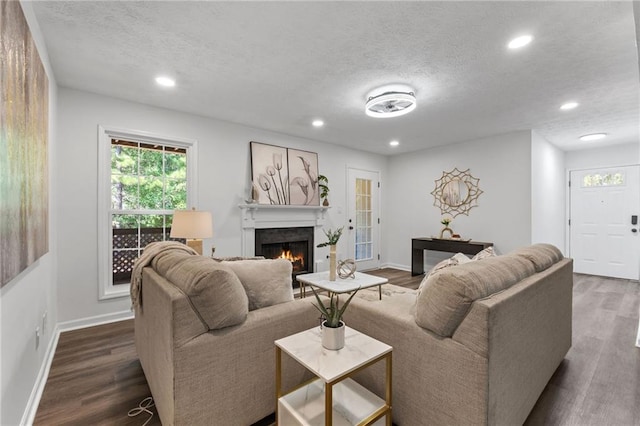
325 382 333 426
275 347 282 424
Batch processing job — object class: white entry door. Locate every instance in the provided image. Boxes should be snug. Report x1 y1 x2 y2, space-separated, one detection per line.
569 165 640 280
347 168 380 271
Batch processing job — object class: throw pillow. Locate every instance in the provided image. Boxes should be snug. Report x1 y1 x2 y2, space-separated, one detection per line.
418 252 472 292
222 258 294 310
160 256 249 331
471 246 496 261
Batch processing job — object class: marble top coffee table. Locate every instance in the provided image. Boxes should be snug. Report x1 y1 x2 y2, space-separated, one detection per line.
296 271 389 300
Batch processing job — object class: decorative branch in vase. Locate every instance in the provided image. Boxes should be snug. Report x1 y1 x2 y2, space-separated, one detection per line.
317 227 343 281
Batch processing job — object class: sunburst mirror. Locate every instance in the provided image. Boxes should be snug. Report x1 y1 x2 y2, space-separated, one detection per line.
431 168 482 217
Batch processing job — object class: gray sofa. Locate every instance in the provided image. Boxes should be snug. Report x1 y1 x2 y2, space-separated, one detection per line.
345 243 573 425
134 251 320 425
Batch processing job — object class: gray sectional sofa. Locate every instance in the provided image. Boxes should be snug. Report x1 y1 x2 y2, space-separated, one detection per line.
345 243 573 425
134 243 572 425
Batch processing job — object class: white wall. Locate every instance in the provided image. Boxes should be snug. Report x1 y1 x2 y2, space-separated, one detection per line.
565 143 639 170
384 131 533 270
56 88 388 323
1 2 58 424
531 131 566 252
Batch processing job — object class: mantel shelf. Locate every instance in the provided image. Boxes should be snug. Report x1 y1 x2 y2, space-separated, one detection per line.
238 204 330 211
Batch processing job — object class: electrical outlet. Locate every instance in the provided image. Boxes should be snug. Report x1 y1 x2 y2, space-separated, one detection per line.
35 326 41 350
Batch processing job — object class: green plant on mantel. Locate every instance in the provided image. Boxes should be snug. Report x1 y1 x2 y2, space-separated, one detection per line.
310 286 360 328
318 175 330 200
316 227 343 248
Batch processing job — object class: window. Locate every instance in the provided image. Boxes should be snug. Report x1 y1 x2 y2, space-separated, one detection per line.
98 127 196 299
354 178 373 260
582 172 625 187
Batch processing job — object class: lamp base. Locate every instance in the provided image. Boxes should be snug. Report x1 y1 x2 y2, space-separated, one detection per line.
186 239 203 255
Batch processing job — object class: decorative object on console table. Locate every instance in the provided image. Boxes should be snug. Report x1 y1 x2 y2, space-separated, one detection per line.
431 167 483 218
317 227 344 281
310 286 359 350
440 217 453 239
169 208 213 255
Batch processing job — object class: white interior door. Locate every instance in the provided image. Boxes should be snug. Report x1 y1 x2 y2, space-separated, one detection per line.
569 165 640 280
347 168 380 271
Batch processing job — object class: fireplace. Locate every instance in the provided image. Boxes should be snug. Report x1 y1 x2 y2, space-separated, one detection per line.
255 227 314 287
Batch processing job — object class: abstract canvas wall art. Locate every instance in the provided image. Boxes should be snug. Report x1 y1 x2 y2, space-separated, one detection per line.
1 1 49 286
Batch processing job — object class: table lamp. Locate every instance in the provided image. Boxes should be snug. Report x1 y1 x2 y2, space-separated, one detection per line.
170 208 213 255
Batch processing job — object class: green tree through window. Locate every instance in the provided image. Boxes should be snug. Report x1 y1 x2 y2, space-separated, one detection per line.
110 139 188 284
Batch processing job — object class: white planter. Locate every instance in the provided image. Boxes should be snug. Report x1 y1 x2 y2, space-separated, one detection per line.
322 320 345 350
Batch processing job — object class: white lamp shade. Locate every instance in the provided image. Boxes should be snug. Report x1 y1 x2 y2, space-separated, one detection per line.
170 209 213 239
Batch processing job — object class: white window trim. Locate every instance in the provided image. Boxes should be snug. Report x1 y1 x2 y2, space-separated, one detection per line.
97 125 198 300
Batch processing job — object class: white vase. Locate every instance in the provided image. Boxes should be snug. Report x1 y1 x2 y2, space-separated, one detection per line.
329 244 337 281
321 320 345 350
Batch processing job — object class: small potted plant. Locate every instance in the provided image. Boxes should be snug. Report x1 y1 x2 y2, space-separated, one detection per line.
310 286 359 350
317 227 343 281
318 174 330 206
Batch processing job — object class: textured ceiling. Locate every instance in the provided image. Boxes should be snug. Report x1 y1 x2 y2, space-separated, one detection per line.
32 1 640 155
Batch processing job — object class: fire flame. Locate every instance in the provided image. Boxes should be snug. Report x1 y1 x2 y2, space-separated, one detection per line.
279 249 304 268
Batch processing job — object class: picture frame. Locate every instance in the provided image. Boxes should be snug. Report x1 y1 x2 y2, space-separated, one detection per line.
249 142 320 206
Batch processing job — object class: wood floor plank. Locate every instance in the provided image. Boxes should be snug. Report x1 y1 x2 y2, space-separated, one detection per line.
34 269 640 425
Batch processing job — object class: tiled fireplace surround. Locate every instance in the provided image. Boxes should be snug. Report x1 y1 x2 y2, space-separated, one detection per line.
239 205 330 274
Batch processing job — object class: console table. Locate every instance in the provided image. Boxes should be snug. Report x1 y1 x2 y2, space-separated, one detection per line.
411 238 493 276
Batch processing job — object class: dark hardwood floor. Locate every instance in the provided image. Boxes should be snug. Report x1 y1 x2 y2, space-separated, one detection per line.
34 270 640 425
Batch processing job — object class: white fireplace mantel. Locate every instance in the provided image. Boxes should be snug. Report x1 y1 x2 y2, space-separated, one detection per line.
238 204 330 258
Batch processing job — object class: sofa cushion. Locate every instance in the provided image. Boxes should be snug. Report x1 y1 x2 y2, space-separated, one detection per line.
152 251 249 330
512 243 563 272
418 252 472 293
471 246 496 260
222 258 294 310
415 254 537 337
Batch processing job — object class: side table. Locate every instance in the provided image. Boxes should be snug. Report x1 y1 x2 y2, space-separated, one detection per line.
275 326 392 426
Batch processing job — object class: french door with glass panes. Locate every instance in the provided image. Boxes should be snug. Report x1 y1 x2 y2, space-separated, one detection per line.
347 168 380 271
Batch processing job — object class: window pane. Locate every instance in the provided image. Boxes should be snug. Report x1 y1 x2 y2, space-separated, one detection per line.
165 179 187 209
112 214 138 249
111 144 138 175
165 151 187 179
111 175 139 210
139 177 164 209
139 143 164 177
112 249 139 285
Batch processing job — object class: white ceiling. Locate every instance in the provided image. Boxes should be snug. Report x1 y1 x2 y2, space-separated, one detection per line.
32 1 640 155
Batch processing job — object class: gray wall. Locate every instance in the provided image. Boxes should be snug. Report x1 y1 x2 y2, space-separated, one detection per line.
384 131 533 271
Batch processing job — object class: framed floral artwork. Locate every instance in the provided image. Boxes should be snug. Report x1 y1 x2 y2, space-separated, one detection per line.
249 142 320 206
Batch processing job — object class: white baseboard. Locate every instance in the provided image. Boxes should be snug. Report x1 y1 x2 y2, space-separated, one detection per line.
380 262 411 272
636 319 640 348
20 310 135 424
57 309 134 332
21 325 60 426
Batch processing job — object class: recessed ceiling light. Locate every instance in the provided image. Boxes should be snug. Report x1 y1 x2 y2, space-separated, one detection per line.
366 90 416 118
155 76 175 87
579 133 607 142
560 102 579 110
312 119 324 127
389 140 400 147
508 35 533 49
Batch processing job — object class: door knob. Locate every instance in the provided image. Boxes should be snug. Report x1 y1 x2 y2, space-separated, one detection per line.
349 226 354 230
632 228 638 233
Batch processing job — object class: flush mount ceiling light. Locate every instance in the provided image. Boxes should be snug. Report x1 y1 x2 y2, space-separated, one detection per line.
579 133 607 142
560 101 579 110
155 76 175 87
508 35 533 49
366 90 416 118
